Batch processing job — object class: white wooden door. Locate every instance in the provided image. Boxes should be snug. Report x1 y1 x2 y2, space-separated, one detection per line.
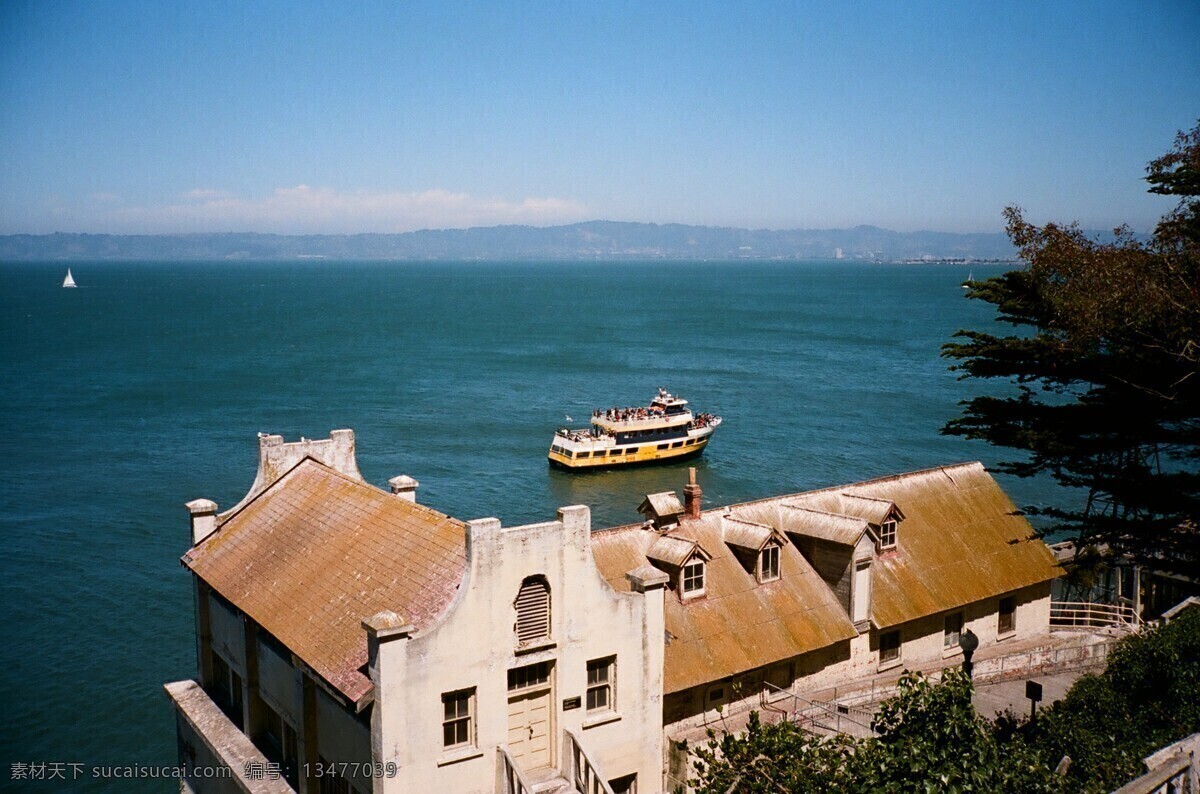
507 687 552 769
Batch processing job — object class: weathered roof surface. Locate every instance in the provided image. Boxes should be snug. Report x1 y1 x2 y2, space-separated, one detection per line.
639 491 685 519
721 516 780 552
183 459 467 704
777 505 870 546
836 462 1060 628
646 535 708 568
592 461 1061 693
592 515 859 695
790 492 899 525
733 462 1060 628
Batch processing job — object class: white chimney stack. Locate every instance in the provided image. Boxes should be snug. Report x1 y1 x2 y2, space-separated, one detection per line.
186 499 219 545
388 475 419 503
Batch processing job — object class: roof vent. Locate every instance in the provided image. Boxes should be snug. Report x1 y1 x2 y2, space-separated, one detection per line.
388 475 419 503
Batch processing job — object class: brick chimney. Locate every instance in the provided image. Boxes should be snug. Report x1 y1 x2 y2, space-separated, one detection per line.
684 467 702 520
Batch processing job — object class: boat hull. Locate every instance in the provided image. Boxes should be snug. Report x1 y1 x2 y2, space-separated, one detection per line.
547 430 714 471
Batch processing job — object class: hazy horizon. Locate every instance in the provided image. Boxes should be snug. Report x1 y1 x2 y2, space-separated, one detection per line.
3 2 1198 237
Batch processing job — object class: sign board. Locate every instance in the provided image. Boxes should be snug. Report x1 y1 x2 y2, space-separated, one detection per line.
1025 680 1043 703
562 696 581 711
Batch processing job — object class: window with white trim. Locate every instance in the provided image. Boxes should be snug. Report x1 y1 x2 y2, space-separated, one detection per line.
515 575 551 644
758 544 781 583
441 688 475 749
880 519 897 549
586 656 615 712
682 558 706 597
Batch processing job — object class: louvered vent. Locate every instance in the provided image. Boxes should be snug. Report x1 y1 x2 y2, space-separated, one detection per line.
515 576 551 643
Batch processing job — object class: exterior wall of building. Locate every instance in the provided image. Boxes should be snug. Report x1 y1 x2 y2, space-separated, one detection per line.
209 592 247 676
365 506 665 794
314 689 372 773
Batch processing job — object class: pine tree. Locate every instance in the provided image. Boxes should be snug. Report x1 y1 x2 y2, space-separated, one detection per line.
942 122 1200 577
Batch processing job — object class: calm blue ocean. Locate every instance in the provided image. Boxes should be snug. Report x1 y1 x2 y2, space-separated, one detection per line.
0 260 1062 790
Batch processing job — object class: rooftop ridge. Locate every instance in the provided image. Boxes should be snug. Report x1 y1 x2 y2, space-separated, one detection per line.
595 461 984 533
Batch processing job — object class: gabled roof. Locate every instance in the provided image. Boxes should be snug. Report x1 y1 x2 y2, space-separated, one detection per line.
591 461 1061 693
776 504 871 546
841 463 1059 628
731 462 1060 628
646 534 710 568
638 491 685 521
790 491 901 526
592 516 858 695
721 515 787 552
183 458 467 704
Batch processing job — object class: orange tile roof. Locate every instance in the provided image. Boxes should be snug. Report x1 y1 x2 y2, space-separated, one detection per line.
833 462 1061 628
591 515 859 695
183 459 467 704
591 461 1061 694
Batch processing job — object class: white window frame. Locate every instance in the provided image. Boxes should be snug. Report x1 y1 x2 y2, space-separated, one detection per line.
758 544 781 583
879 518 897 549
586 656 616 713
681 558 706 598
441 688 475 750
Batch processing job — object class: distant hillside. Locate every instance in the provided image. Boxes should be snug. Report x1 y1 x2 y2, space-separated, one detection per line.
0 222 1022 262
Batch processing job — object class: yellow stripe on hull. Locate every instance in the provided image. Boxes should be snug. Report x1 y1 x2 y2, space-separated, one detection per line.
548 436 711 470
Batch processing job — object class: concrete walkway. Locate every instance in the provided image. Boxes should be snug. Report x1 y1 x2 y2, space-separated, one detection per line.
972 669 1087 720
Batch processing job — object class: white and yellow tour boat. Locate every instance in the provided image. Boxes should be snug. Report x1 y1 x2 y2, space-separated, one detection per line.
548 389 722 470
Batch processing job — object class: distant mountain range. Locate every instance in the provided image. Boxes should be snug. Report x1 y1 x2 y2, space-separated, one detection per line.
0 222 1024 262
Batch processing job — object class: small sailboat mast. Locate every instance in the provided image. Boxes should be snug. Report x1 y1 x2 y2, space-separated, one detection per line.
62 268 77 288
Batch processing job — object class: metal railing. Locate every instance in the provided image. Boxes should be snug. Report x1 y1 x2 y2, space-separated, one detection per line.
496 746 534 794
563 728 616 794
1051 600 1143 632
760 681 877 738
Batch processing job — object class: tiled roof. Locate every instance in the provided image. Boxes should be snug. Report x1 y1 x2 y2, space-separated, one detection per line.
183 459 467 704
730 462 1061 629
592 516 859 695
777 504 870 545
639 492 685 519
720 516 781 552
591 461 1061 693
646 535 708 568
833 463 1060 628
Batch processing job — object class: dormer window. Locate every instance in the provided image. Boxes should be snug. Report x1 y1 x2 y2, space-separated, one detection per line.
758 544 780 583
682 558 706 597
879 519 897 550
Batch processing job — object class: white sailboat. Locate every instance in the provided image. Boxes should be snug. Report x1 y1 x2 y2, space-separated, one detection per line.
961 270 972 290
62 268 77 288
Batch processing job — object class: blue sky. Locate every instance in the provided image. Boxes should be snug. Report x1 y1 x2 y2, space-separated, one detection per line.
1 1 1197 234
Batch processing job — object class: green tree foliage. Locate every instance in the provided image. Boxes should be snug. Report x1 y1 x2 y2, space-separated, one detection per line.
1030 605 1200 792
689 609 1200 793
690 670 1058 793
942 122 1200 575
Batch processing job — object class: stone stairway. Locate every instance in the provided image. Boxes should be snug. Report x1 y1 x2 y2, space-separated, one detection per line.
527 766 574 794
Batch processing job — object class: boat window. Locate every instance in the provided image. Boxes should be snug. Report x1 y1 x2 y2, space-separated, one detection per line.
657 443 670 450
671 441 683 448
627 447 639 455
578 451 591 458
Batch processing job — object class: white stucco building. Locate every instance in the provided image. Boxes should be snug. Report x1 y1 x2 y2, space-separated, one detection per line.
166 430 1061 794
